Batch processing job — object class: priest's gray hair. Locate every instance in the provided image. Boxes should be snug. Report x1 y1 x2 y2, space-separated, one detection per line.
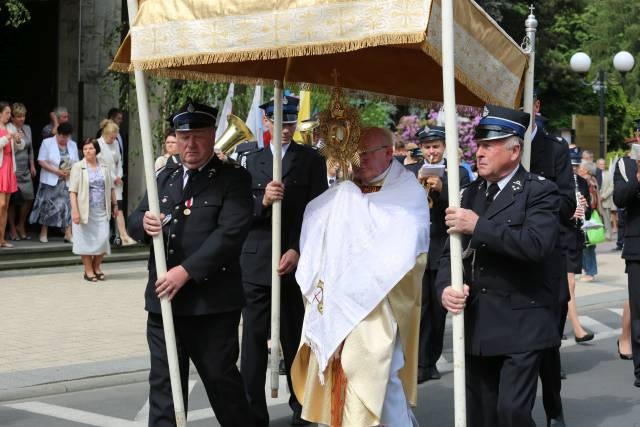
361 127 393 147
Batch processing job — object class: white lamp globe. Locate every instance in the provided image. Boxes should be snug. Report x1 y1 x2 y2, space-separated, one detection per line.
613 51 635 73
570 52 591 73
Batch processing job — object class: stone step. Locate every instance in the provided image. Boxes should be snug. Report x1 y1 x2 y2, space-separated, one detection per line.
0 251 148 271
0 243 146 261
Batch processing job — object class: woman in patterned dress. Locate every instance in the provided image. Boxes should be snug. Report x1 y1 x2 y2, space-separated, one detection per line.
29 122 79 242
69 139 117 282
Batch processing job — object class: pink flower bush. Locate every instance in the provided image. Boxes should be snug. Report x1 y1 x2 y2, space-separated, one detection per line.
425 107 480 168
393 115 425 146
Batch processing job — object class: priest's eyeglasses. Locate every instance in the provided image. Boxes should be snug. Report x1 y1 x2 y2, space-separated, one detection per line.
358 146 388 158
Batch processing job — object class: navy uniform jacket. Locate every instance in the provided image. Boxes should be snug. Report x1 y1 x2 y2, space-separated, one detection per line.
530 131 576 240
435 166 561 356
240 142 327 286
530 131 576 304
614 157 640 261
128 155 253 316
405 159 472 270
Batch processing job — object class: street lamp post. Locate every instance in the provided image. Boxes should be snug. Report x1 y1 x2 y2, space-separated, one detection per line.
569 51 635 159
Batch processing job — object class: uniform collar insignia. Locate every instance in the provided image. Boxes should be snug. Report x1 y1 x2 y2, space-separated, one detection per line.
511 179 522 192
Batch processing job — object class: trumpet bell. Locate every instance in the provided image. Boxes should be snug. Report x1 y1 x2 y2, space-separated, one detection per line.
214 114 255 154
297 119 319 146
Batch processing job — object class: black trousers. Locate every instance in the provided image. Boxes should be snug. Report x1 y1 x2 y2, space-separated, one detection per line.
241 278 305 426
466 351 542 427
418 268 447 370
146 311 253 427
627 261 640 380
539 301 568 420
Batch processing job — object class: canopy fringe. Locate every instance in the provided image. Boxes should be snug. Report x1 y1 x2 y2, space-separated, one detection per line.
125 33 426 71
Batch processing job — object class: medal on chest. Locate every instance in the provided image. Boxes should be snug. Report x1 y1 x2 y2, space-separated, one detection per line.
183 197 193 216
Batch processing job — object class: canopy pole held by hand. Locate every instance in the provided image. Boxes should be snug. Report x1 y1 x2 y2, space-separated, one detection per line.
441 0 467 425
521 5 538 170
126 1 186 425
270 81 284 398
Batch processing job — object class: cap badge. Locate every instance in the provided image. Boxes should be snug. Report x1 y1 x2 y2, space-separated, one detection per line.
187 103 195 113
482 106 490 118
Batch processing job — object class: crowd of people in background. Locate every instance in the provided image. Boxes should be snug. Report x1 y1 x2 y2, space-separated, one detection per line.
0 102 136 281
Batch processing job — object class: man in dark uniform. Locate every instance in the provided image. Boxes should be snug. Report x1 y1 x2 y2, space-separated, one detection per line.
613 145 640 388
239 95 327 426
437 105 560 427
405 125 471 383
127 100 255 427
528 91 576 427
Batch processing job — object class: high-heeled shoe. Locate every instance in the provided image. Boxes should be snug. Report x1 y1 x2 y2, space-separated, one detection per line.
617 340 633 360
574 330 594 343
122 237 137 246
83 273 98 282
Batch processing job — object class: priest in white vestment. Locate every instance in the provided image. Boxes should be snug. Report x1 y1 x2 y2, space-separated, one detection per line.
291 127 430 426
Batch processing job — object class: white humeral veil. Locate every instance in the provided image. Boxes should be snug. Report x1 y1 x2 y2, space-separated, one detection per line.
295 160 430 379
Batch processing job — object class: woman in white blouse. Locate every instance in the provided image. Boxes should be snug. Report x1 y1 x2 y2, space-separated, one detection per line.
97 119 135 245
29 122 78 243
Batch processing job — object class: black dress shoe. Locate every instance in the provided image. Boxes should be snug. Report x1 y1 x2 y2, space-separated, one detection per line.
634 378 640 388
428 365 442 380
417 369 428 384
574 331 594 343
617 340 633 360
291 408 311 426
547 414 567 427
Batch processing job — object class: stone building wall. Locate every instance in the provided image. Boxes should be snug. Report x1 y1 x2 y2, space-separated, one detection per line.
57 0 149 210
58 0 122 138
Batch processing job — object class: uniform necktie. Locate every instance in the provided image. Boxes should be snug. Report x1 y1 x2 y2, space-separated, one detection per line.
183 169 199 198
482 183 499 214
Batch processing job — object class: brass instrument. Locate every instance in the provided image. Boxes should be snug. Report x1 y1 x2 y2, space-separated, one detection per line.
214 114 255 155
297 119 319 146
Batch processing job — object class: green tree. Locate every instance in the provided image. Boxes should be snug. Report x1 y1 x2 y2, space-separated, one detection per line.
478 0 640 151
0 0 30 27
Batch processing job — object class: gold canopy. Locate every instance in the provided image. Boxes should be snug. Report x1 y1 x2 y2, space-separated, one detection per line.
111 0 527 108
